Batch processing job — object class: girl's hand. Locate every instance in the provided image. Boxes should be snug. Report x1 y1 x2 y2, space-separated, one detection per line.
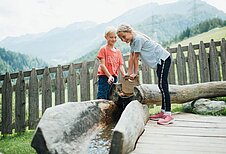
108 76 114 84
130 73 137 79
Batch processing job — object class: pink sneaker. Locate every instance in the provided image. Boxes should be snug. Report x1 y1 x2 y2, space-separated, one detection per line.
149 111 165 121
157 114 174 125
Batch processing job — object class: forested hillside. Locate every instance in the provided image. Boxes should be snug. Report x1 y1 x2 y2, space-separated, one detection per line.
0 48 47 75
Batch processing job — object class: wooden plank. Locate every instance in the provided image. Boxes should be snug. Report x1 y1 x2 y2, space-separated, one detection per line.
55 65 65 105
1 72 13 135
132 113 226 154
198 41 210 82
80 61 90 101
137 135 226 145
15 71 26 133
221 38 226 81
67 63 77 102
28 68 39 129
176 44 187 85
209 39 220 81
187 43 198 84
42 67 52 114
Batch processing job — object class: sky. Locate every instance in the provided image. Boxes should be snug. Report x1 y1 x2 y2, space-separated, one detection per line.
0 0 226 41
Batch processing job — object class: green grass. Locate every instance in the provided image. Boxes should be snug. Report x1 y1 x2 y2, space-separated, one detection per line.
170 26 226 47
0 130 36 154
149 104 184 115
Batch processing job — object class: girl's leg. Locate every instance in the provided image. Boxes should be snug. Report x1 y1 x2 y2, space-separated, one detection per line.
157 57 171 112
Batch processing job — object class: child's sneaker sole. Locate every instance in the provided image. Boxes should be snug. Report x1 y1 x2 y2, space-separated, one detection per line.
157 118 175 125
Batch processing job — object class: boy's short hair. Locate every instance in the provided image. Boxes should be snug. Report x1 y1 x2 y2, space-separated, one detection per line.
104 26 117 36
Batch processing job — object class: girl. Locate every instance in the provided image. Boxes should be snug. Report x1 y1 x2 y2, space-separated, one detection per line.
117 23 174 125
97 26 126 100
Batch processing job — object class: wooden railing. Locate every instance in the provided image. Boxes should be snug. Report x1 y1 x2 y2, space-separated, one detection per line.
0 38 226 135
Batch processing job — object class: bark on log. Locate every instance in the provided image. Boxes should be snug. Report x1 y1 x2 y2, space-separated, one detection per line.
134 81 226 105
109 100 149 154
31 100 118 154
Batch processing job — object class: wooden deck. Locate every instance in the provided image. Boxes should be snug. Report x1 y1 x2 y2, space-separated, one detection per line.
131 113 226 154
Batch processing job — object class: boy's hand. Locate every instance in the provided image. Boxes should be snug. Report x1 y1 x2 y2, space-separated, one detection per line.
108 76 114 84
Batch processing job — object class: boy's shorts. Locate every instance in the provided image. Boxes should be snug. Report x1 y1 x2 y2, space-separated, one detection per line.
97 75 117 99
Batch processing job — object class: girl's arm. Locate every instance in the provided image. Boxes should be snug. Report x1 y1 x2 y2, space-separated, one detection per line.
129 52 140 79
133 52 140 75
127 52 134 75
99 58 114 84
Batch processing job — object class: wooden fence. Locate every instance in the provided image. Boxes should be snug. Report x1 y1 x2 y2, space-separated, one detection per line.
0 38 226 135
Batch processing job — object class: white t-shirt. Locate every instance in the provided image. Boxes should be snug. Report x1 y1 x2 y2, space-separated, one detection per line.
130 33 170 69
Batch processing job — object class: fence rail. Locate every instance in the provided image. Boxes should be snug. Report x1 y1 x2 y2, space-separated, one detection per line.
0 38 226 135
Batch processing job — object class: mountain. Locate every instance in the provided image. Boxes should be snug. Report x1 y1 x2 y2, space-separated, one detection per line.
0 48 47 75
0 0 226 65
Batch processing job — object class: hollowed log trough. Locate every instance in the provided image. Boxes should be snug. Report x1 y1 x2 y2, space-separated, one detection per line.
31 99 149 154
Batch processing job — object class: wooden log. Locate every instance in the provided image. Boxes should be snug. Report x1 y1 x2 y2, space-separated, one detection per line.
31 100 118 154
109 100 149 154
134 81 226 105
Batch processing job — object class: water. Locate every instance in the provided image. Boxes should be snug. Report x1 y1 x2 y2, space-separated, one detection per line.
88 122 116 154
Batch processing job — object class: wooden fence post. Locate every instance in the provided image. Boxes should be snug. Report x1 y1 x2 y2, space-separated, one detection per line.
42 67 52 114
141 63 152 84
209 39 220 81
2 72 13 135
80 62 90 101
29 68 39 129
169 50 176 84
55 65 65 105
176 44 187 85
93 59 99 99
15 71 26 133
68 63 77 102
199 41 210 82
221 38 226 81
188 43 198 84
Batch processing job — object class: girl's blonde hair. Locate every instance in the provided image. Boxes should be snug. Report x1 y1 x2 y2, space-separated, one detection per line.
116 23 133 34
104 26 117 36
117 23 152 40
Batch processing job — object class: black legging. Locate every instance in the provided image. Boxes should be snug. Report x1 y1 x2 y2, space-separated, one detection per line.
156 56 171 112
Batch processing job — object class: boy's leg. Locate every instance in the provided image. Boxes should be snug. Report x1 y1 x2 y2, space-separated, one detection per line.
97 76 109 99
